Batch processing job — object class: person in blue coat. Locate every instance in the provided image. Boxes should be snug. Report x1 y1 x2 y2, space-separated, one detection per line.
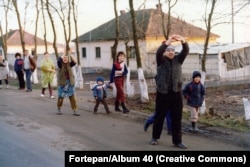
144 111 172 135
92 76 111 114
182 71 206 132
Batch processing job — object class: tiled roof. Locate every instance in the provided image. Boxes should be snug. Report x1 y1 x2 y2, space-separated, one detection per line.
0 29 53 46
75 8 219 42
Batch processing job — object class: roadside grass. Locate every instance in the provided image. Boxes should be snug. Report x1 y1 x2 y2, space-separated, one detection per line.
182 109 250 132
128 91 250 133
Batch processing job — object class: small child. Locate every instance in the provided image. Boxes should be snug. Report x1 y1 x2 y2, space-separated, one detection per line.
182 71 206 132
92 76 111 114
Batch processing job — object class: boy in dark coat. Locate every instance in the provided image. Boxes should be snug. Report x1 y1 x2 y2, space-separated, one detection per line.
182 71 206 132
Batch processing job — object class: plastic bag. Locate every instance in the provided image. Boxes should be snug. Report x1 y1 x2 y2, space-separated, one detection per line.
242 98 250 120
199 100 206 115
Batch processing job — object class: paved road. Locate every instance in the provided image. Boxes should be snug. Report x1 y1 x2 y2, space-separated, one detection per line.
0 87 246 166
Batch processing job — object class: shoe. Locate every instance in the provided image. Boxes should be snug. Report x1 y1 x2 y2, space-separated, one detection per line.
73 111 80 116
150 138 158 145
40 94 45 97
115 101 122 112
144 121 150 132
56 108 62 115
175 143 187 149
6 85 9 89
0 85 2 89
26 89 32 92
50 96 55 99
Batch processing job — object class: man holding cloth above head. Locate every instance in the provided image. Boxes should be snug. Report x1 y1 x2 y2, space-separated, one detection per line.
151 34 189 149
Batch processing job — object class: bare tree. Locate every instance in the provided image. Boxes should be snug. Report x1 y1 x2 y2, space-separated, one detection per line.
34 0 39 58
129 0 149 102
40 0 48 51
12 0 25 54
45 0 59 59
48 0 71 50
202 0 217 72
71 0 83 89
111 0 119 62
0 0 11 60
158 0 177 40
72 0 80 65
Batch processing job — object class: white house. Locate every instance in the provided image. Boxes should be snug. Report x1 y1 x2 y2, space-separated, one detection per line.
0 29 65 67
73 4 219 76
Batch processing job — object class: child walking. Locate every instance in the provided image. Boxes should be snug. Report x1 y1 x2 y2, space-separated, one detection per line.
182 71 206 132
109 51 130 113
92 76 111 114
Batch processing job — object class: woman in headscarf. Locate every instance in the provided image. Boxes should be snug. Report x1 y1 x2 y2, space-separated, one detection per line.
56 48 80 116
40 52 56 98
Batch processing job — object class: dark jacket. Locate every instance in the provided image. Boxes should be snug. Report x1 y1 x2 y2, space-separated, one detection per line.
14 59 24 72
57 57 76 86
182 73 206 107
155 43 189 94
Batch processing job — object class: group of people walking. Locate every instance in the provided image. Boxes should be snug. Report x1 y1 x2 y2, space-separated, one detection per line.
5 48 130 117
2 33 206 150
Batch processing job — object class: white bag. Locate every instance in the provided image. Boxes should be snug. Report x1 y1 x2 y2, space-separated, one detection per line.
242 98 250 120
199 100 206 115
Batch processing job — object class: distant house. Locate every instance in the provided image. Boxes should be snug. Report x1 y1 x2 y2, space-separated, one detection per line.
151 42 250 81
73 4 220 74
0 29 65 67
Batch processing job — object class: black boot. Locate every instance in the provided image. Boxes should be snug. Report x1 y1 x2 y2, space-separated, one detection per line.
115 101 122 112
121 102 130 113
191 122 199 132
191 122 195 131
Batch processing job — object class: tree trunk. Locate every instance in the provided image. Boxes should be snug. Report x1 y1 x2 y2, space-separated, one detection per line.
111 0 119 62
40 0 48 52
72 0 83 89
12 0 25 54
202 0 216 72
31 0 40 84
129 0 149 102
46 0 59 59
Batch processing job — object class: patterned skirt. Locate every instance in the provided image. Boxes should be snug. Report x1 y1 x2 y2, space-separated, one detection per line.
58 80 76 98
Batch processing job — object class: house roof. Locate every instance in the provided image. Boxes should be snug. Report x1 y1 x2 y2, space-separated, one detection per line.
0 29 53 46
170 42 250 55
75 7 219 42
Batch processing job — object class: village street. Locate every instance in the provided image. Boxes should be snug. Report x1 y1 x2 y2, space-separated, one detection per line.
0 85 248 166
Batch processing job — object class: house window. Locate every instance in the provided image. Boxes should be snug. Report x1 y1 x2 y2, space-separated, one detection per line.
95 47 101 58
82 47 86 58
128 46 136 59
